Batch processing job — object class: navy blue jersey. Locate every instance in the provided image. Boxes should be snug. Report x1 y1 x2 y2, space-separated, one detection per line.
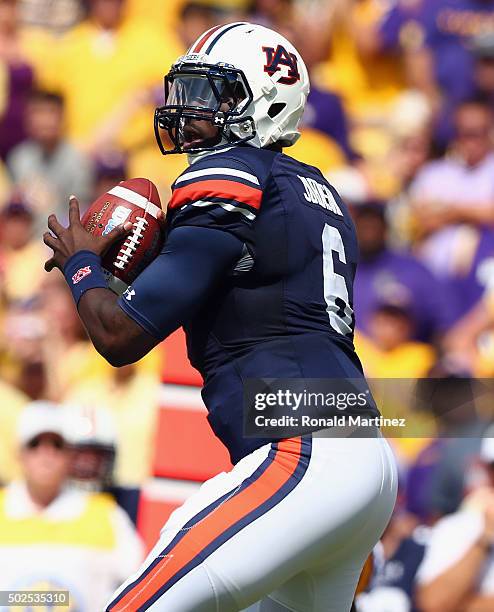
120 145 379 463
167 146 377 461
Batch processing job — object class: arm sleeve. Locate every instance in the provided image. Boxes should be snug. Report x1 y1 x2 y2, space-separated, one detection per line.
117 225 243 341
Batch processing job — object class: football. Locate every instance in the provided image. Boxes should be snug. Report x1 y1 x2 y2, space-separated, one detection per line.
81 178 165 295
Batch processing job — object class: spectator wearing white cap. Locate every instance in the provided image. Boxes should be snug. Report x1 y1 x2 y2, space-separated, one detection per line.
0 401 143 611
416 424 494 612
15 399 72 507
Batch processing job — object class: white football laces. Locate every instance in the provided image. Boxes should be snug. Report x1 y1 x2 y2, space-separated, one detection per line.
114 216 149 270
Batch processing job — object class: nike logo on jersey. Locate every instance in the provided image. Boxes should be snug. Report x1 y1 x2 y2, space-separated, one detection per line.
297 176 343 216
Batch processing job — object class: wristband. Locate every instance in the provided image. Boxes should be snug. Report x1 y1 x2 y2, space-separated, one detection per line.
63 250 108 306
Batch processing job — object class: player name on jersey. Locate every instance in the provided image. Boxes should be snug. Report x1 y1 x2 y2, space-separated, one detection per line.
297 175 343 216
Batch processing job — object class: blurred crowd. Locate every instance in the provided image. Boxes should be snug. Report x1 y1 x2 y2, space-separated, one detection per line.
2 0 494 610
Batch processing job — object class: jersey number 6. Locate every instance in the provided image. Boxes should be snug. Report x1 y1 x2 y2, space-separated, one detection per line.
322 224 354 337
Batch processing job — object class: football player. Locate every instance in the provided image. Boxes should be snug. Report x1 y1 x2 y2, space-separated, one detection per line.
44 23 397 612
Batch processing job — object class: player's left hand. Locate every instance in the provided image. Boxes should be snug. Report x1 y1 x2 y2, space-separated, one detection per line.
43 195 132 273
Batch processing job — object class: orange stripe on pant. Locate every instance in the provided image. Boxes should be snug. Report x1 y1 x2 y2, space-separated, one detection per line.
169 179 263 210
111 438 302 611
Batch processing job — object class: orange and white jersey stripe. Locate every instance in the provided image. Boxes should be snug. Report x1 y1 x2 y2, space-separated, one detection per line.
169 163 263 222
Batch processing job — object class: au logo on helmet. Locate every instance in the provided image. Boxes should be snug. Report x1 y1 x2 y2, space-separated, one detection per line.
262 45 301 85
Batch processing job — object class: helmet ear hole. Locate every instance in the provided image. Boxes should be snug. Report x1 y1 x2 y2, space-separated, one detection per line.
268 102 286 118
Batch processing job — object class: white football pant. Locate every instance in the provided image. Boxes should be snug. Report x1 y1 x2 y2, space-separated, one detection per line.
106 432 397 611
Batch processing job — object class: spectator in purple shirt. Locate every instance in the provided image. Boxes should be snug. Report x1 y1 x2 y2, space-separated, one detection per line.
0 0 34 159
379 0 494 146
351 201 457 342
447 227 494 320
421 0 494 144
432 30 494 147
426 1 494 93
